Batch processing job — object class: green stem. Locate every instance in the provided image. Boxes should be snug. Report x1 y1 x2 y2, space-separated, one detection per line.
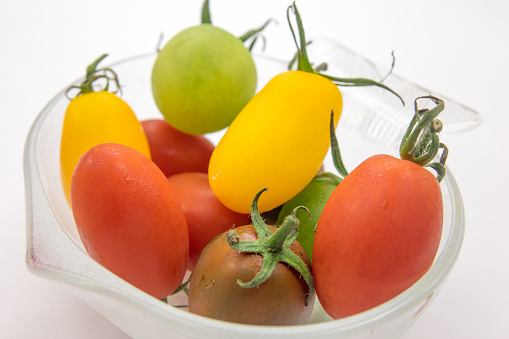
322 74 404 105
287 3 314 73
201 0 211 24
238 18 275 43
170 273 193 296
329 110 349 179
266 206 308 252
286 2 404 105
65 54 121 99
249 187 272 240
314 172 342 185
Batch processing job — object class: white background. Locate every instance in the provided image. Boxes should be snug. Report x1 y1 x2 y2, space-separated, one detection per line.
1 0 508 338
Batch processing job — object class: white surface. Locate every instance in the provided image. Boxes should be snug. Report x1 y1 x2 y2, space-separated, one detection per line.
1 0 507 338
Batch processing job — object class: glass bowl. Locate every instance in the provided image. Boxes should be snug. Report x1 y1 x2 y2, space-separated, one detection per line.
24 37 478 338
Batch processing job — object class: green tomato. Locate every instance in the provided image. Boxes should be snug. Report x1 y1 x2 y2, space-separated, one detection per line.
151 24 257 135
276 175 339 261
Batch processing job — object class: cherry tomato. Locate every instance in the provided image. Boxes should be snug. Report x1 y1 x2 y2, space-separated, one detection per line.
167 172 250 271
188 225 312 325
151 24 257 134
276 174 339 261
71 143 188 299
188 188 315 325
141 119 214 177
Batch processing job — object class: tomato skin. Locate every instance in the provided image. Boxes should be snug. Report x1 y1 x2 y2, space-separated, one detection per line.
141 119 214 177
70 143 188 299
188 224 315 325
276 175 338 261
152 24 257 135
313 154 443 318
209 70 342 214
168 172 251 271
60 91 151 203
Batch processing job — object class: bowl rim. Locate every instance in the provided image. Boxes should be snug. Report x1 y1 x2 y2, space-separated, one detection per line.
23 50 465 337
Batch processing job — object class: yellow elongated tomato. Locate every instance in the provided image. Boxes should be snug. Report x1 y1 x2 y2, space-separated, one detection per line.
208 70 342 213
60 91 151 203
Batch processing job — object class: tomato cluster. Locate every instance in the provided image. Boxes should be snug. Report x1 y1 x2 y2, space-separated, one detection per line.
62 1 449 327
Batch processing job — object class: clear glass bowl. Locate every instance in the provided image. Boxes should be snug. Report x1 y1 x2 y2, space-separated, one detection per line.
24 37 479 339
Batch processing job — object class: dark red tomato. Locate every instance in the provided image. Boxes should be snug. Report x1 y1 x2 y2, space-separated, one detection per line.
168 172 250 271
71 143 189 299
141 119 214 177
313 154 443 318
188 224 314 325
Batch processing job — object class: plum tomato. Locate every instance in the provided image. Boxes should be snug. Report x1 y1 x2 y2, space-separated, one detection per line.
151 24 257 135
207 4 401 215
61 55 150 204
313 155 443 318
70 143 188 299
188 188 315 325
313 96 447 319
141 119 214 177
167 172 250 271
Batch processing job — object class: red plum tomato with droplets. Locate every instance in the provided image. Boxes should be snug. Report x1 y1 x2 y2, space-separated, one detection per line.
70 143 189 299
313 154 443 319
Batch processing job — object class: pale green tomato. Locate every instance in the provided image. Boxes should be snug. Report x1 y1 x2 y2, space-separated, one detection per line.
151 24 257 135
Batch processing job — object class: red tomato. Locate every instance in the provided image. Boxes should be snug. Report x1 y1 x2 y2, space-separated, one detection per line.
313 154 443 318
168 172 251 270
71 143 189 299
141 119 214 177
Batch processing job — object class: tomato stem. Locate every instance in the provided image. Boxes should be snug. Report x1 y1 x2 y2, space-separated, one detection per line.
399 96 448 182
201 0 212 24
250 188 272 240
238 18 275 52
286 2 404 105
287 3 315 73
65 54 122 99
170 273 193 297
266 206 309 252
313 172 342 185
226 188 315 306
329 110 349 180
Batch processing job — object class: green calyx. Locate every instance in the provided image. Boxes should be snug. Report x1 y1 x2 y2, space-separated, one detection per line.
201 0 274 52
286 2 404 105
400 95 449 182
65 54 121 99
226 188 315 306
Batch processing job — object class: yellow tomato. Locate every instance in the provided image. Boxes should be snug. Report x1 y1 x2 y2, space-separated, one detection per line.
208 70 342 214
60 91 151 203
